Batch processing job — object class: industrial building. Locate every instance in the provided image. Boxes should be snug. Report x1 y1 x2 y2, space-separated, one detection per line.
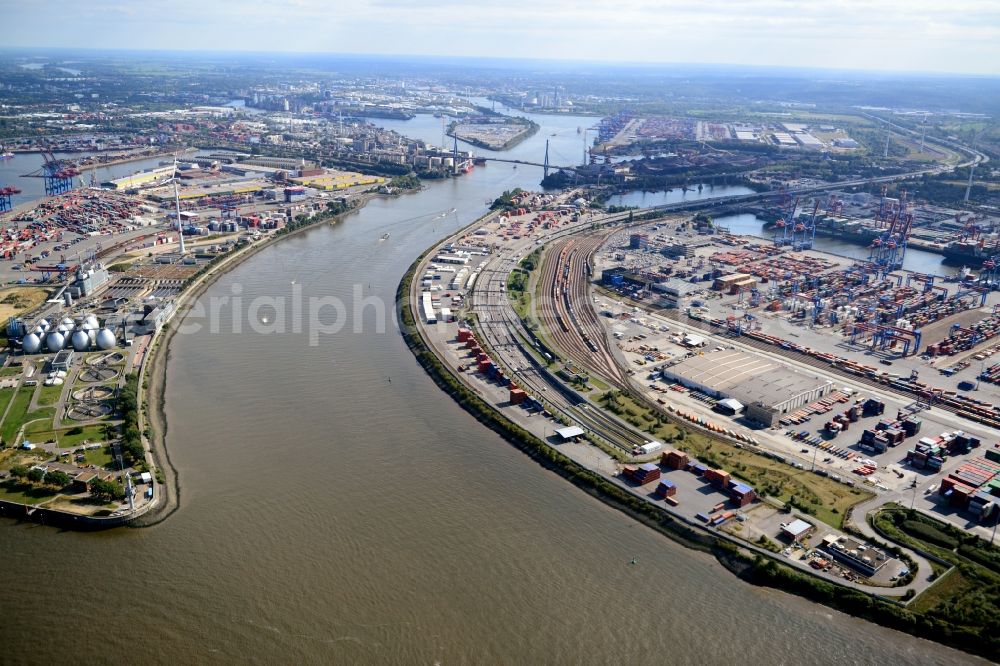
601 267 699 307
821 535 891 576
288 170 385 191
102 165 175 190
146 181 266 202
51 349 74 372
654 277 701 308
660 349 833 415
780 518 815 542
713 273 756 293
69 264 110 298
239 156 312 170
662 238 713 258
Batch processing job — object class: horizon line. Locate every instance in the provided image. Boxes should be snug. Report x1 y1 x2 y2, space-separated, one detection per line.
1 46 997 80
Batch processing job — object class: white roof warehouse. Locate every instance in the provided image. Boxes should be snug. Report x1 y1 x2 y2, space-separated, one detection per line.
660 349 832 414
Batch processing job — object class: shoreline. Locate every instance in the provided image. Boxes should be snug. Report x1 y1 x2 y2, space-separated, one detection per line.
397 221 999 663
134 191 387 527
447 119 540 152
0 187 388 530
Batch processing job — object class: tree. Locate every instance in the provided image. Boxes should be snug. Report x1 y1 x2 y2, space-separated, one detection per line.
89 478 125 501
26 467 45 483
9 464 29 479
121 438 144 465
44 470 71 488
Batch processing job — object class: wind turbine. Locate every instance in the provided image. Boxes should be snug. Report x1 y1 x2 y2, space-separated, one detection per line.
170 158 186 255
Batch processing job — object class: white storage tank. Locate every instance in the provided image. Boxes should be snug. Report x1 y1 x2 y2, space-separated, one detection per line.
22 333 41 354
71 330 91 351
96 328 116 350
46 331 65 351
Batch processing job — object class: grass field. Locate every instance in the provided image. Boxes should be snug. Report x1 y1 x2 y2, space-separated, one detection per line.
60 424 109 449
0 480 57 505
911 567 969 613
0 387 17 420
0 287 50 320
598 389 871 528
679 432 870 528
36 383 64 407
3 386 57 444
81 445 113 468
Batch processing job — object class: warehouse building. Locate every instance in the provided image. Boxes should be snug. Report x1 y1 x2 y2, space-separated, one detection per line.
713 273 756 293
653 277 701 308
662 237 713 259
660 349 832 414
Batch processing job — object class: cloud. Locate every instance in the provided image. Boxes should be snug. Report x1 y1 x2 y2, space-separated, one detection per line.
5 0 999 74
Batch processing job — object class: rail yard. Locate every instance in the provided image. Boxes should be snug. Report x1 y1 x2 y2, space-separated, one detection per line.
411 178 1000 605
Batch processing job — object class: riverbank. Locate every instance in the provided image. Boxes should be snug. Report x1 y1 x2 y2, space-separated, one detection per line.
399 220 1000 663
134 194 384 527
73 148 193 172
447 118 540 152
396 246 718 556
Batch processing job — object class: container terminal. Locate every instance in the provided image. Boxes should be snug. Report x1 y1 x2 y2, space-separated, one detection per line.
410 187 1000 599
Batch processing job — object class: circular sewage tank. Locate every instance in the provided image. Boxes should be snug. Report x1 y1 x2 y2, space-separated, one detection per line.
67 401 112 420
79 366 118 383
72 385 115 402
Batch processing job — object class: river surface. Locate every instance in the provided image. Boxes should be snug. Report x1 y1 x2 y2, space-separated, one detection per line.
0 151 170 210
0 110 983 664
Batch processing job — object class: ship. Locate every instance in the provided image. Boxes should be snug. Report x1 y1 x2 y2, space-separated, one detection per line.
940 238 999 266
380 233 390 241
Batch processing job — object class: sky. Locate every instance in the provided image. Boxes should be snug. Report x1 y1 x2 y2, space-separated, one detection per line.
5 0 1000 75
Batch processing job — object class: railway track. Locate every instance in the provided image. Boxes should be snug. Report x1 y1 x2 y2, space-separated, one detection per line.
472 254 650 452
536 233 631 390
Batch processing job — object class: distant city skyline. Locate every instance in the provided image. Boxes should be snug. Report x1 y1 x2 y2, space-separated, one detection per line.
6 0 1000 76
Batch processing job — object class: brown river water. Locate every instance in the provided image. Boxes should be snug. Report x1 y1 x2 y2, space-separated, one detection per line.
0 111 987 664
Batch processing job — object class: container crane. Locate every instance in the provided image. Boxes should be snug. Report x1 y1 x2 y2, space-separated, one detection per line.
868 190 912 277
771 196 799 247
792 199 819 251
0 185 22 213
22 149 79 196
979 256 1000 290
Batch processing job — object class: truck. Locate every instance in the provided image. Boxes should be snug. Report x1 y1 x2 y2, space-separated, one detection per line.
633 440 664 456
